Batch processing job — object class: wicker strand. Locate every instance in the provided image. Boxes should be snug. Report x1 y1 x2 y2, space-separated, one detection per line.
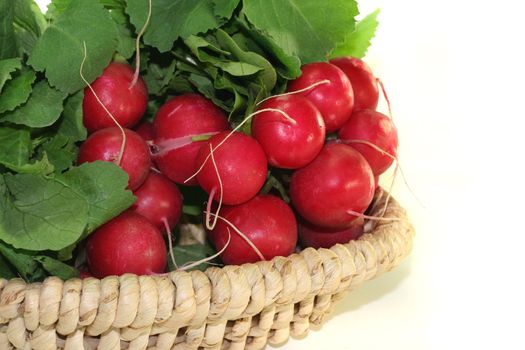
0 192 414 350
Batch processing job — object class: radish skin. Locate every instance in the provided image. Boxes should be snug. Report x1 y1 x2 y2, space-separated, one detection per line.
299 217 365 249
290 143 374 229
252 95 325 169
288 62 354 132
83 62 148 133
330 57 379 111
338 109 398 175
130 172 183 232
77 127 151 190
153 94 230 185
196 131 268 205
86 211 167 278
208 195 297 265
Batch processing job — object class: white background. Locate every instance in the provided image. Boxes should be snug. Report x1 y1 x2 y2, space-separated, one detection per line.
34 0 525 349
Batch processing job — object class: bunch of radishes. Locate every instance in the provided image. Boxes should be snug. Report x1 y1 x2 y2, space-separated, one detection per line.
78 56 398 278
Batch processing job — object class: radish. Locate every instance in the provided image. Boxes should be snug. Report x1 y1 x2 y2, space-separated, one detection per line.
77 127 151 190
86 211 167 278
153 94 230 185
330 57 379 111
130 172 183 232
287 62 354 132
196 131 267 205
338 109 398 175
299 217 364 249
290 143 374 229
252 95 325 169
82 62 148 133
135 121 155 142
374 175 380 189
208 194 297 265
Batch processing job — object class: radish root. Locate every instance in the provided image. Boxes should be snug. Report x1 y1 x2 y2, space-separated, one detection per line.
343 138 424 212
130 0 152 88
377 78 393 121
183 108 295 184
205 144 223 231
80 41 127 166
204 211 266 261
178 228 232 271
162 217 178 270
256 79 331 105
346 209 404 222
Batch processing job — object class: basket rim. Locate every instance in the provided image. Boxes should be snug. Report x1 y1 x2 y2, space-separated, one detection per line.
0 188 415 350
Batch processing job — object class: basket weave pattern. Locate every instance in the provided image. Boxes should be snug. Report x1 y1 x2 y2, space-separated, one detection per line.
0 191 414 350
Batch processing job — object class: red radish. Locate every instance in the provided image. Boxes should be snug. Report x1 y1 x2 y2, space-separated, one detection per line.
77 127 150 190
79 269 92 279
338 109 398 175
374 175 380 189
130 172 183 231
153 94 230 185
196 131 267 205
83 62 148 133
135 121 155 142
290 143 374 229
299 217 365 249
330 57 379 111
86 211 167 278
287 62 354 132
208 195 297 265
252 95 325 169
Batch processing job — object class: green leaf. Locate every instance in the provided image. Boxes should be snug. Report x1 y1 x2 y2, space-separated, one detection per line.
111 6 136 59
14 0 48 55
39 134 77 173
0 58 22 92
0 241 39 280
0 0 18 59
1 80 67 128
34 256 79 280
182 204 203 216
0 69 37 113
6 152 55 175
242 0 358 63
56 90 87 142
0 253 16 279
212 0 240 19
169 243 218 272
216 29 276 91
0 173 89 251
58 162 135 233
235 16 301 79
28 0 118 93
0 127 31 170
331 9 380 59
126 0 220 53
45 0 71 19
143 59 177 96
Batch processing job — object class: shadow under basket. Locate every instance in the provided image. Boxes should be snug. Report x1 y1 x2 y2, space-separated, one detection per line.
0 189 415 350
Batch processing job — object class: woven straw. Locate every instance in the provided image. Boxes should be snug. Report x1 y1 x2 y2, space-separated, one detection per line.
0 190 414 350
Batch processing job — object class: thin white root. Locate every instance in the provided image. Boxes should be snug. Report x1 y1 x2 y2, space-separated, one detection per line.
204 144 223 230
162 218 178 270
130 0 152 88
80 41 127 165
346 209 404 222
256 79 331 105
344 139 424 208
183 108 295 184
377 78 393 121
178 228 232 271
204 211 266 261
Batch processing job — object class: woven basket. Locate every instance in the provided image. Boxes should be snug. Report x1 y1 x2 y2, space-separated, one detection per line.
0 189 414 350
